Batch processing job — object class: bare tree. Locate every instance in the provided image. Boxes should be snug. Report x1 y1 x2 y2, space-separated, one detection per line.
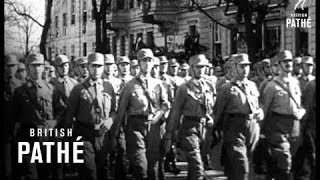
5 0 52 59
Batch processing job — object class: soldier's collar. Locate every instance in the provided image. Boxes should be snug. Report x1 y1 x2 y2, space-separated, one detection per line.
88 78 103 86
27 79 44 88
58 76 69 83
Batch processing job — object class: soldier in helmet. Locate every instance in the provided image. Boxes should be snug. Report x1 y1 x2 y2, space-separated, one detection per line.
164 54 216 180
76 57 89 83
110 48 170 180
216 54 236 94
49 65 56 80
151 56 160 79
117 56 133 86
16 62 27 84
179 62 192 82
263 50 305 180
298 56 315 94
42 61 52 83
130 59 140 77
292 57 303 79
215 53 264 180
11 53 57 179
64 53 116 180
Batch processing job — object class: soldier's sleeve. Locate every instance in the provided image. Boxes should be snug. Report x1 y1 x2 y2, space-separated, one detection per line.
110 82 131 138
214 83 230 125
165 85 186 134
262 82 275 116
64 85 80 128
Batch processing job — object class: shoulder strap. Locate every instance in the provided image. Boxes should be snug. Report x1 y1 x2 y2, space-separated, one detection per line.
135 77 155 112
81 82 105 118
273 79 300 108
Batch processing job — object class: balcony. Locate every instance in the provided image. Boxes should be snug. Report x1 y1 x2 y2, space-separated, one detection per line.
141 0 178 25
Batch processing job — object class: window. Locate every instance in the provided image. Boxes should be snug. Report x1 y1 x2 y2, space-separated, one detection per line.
83 43 87 56
83 11 87 24
92 42 96 52
295 8 308 55
120 35 126 56
265 26 281 54
117 0 125 10
190 25 196 37
63 46 67 55
129 0 134 8
112 36 117 57
83 0 87 11
129 34 134 54
71 0 75 25
63 13 67 36
71 44 75 55
55 16 59 37
146 31 154 48
214 23 221 42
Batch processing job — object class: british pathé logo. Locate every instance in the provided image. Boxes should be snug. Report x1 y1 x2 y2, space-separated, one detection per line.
286 0 312 28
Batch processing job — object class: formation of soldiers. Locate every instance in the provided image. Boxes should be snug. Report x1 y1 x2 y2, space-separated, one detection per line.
2 48 315 180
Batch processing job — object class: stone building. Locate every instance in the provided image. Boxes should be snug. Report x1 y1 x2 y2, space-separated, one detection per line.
46 0 316 62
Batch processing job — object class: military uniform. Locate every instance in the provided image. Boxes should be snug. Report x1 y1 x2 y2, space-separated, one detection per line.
298 56 315 94
111 49 170 180
11 54 57 179
215 54 262 180
65 53 116 180
263 50 305 180
76 57 89 83
164 54 216 180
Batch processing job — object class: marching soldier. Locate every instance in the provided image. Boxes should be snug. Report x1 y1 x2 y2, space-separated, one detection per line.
11 53 57 179
216 55 236 94
259 55 281 102
151 56 160 79
42 61 52 83
168 58 184 86
117 56 133 86
298 56 315 94
104 54 122 106
64 52 116 180
49 65 56 79
16 62 28 84
179 62 192 82
263 50 305 180
3 55 21 179
52 55 78 126
130 59 140 77
76 57 89 83
110 48 170 180
214 53 264 180
159 56 171 86
292 57 303 79
164 54 216 180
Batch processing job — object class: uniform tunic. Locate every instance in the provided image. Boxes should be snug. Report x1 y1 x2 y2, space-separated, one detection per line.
166 78 216 180
112 74 169 179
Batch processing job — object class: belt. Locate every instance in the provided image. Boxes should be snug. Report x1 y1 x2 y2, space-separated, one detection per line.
227 113 254 120
129 114 149 119
271 112 295 119
183 116 205 123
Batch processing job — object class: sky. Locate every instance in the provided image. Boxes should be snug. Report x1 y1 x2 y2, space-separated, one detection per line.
4 0 45 57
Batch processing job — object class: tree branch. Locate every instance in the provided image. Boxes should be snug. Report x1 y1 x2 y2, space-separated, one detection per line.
191 0 235 30
6 1 44 27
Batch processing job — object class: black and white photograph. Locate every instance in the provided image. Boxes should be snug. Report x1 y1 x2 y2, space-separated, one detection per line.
2 0 317 180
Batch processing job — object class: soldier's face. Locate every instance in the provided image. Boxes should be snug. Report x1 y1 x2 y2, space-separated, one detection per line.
49 70 56 78
79 64 89 78
89 64 104 80
302 63 314 75
271 63 280 76
280 59 293 73
130 66 140 76
160 63 168 73
192 65 206 79
263 66 271 76
6 64 18 78
17 69 27 80
118 63 130 76
57 63 69 77
139 57 154 74
180 69 188 77
293 63 302 75
169 66 179 76
235 64 250 79
151 65 160 78
28 64 44 80
42 67 50 79
104 63 114 75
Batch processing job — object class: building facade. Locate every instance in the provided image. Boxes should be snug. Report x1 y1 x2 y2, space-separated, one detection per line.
46 0 316 62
